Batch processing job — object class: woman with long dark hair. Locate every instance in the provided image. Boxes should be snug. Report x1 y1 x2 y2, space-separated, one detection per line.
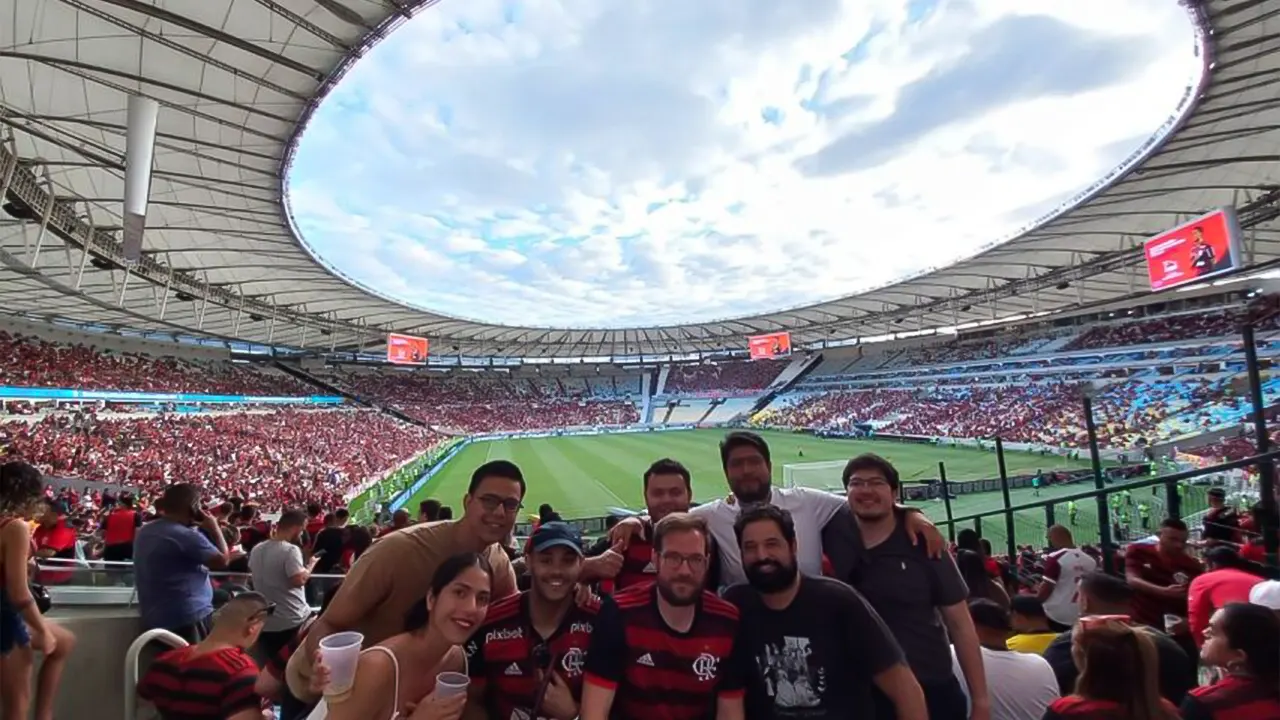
0 461 77 720
308 552 493 720
956 548 1010 610
1041 616 1179 719
1181 602 1280 719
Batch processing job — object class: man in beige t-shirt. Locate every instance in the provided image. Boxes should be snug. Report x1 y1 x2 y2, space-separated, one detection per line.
288 460 524 696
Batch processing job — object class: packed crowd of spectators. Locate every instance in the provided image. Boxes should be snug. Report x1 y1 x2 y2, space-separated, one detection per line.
322 372 640 433
1065 311 1240 351
7 429 1278 720
391 398 640 434
662 358 785 394
0 409 440 511
761 378 1243 449
0 330 309 396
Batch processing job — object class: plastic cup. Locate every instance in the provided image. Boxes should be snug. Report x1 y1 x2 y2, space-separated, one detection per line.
319 631 364 697
435 671 470 697
1163 614 1182 633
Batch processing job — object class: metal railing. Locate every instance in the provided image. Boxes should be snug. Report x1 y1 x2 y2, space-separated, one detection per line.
932 448 1280 573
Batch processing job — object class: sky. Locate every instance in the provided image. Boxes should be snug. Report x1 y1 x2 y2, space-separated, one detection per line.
287 0 1202 329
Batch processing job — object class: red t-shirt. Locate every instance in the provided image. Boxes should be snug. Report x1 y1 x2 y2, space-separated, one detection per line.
1182 674 1280 720
1046 696 1180 719
1187 568 1262 647
33 519 77 584
1240 541 1266 564
304 518 325 547
1124 543 1203 629
102 508 140 546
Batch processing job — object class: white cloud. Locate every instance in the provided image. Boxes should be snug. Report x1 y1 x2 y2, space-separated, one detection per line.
287 0 1201 328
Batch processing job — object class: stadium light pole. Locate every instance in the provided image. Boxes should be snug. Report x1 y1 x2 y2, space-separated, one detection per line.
1082 386 1115 574
938 461 955 542
995 437 1016 560
1242 322 1279 566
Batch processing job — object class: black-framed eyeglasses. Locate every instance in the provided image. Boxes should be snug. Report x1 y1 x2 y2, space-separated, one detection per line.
660 552 707 571
477 495 523 514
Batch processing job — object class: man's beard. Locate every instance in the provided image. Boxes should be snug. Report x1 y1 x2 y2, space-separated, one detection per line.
745 559 798 595
657 577 700 607
733 479 772 506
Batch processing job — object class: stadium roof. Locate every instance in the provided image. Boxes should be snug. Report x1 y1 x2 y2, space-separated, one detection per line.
2 0 1280 360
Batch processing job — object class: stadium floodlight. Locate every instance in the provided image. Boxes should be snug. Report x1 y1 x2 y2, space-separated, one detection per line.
122 94 159 265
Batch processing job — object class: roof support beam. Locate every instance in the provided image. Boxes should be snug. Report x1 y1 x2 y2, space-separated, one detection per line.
90 0 326 80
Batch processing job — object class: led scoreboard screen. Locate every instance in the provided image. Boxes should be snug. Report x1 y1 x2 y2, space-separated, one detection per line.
1144 207 1244 292
386 333 429 365
748 331 792 360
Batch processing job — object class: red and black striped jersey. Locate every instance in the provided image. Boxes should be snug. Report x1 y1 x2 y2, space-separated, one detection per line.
137 645 261 720
1181 675 1280 720
584 582 747 720
596 523 659 593
591 522 721 594
265 618 314 680
1045 695 1181 719
466 591 601 719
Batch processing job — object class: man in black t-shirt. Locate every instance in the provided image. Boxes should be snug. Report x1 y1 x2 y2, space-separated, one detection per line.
1201 488 1239 546
726 505 926 720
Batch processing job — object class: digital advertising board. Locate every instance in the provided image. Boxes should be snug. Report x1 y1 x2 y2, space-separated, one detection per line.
1144 207 1244 292
386 333 429 365
748 331 792 360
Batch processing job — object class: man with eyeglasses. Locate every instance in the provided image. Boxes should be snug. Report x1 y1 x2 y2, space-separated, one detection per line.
582 512 748 720
609 432 943 589
465 521 603 720
823 454 987 720
289 460 522 701
584 458 722 593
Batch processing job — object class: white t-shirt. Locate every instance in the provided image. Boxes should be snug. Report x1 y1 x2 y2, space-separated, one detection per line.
1041 548 1097 626
951 646 1060 720
691 486 844 587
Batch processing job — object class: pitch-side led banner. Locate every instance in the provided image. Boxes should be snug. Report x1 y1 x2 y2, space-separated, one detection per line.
387 333 429 365
1144 207 1244 292
748 331 792 360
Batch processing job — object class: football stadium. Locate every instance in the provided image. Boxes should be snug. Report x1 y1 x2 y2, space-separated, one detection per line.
3 0 1280 718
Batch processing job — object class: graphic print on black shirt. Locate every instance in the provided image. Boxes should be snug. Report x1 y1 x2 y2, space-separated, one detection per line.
725 576 905 719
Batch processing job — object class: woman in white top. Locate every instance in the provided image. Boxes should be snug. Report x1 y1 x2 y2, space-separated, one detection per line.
312 552 492 720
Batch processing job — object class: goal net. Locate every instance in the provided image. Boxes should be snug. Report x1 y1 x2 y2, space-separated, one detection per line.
781 461 848 493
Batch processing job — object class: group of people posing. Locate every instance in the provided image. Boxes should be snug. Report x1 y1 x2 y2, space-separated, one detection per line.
3 430 1280 720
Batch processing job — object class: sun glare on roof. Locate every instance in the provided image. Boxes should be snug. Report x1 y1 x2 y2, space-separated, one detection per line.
285 0 1202 329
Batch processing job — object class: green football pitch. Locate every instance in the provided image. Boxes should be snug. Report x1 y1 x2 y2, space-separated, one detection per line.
401 429 1163 549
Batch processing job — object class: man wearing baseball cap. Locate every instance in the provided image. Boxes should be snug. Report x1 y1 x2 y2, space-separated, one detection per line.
465 521 605 720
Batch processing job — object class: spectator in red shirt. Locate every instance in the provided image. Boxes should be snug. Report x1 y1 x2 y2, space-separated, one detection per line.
303 503 325 549
1182 602 1280 720
1188 548 1265 648
1125 519 1203 636
581 512 748 720
100 493 141 564
31 499 77 586
137 591 274 720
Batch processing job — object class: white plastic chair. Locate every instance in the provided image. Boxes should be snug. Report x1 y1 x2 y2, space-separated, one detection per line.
124 628 188 720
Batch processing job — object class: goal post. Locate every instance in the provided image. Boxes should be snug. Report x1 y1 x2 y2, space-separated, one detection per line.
782 460 848 493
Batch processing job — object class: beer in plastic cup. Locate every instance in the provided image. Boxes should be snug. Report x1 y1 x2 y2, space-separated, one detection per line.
319 632 364 698
435 671 470 697
1163 614 1182 633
